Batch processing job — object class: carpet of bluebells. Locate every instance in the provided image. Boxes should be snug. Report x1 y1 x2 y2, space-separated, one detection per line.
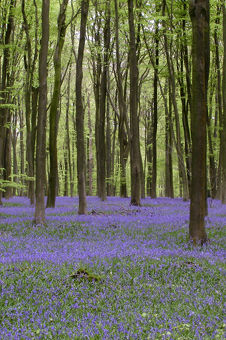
0 196 225 339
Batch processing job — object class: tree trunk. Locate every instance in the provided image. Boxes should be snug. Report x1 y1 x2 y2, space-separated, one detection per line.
151 19 159 199
214 6 223 200
164 80 174 198
87 92 93 196
12 112 18 196
19 106 25 196
189 0 209 245
222 3 226 204
146 107 152 197
34 0 49 225
76 0 89 214
65 63 73 197
21 0 38 204
106 94 112 197
47 0 68 208
128 0 141 206
0 0 14 204
114 0 130 198
98 0 110 201
162 0 189 201
207 82 217 198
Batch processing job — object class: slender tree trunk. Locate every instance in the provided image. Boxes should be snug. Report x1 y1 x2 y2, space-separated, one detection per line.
34 0 49 224
162 0 189 201
128 0 141 206
222 3 226 204
164 80 174 198
76 0 89 214
207 82 217 198
47 0 68 208
65 64 73 197
189 0 209 245
19 106 25 196
12 112 18 195
214 6 223 199
146 107 152 197
114 0 130 198
106 95 112 196
87 92 93 196
98 0 110 201
151 19 159 199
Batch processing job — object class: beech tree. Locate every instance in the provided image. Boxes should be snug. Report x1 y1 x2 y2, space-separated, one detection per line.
46 0 69 208
189 0 210 244
0 0 224 222
128 0 141 206
0 0 15 205
222 3 226 204
76 0 89 214
34 0 49 224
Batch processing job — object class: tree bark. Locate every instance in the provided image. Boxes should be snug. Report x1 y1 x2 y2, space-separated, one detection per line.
164 80 174 198
0 0 14 204
21 0 38 205
34 0 49 224
222 3 226 204
114 0 130 198
151 17 159 199
87 92 93 196
128 0 141 206
189 0 209 245
76 0 89 214
162 0 189 201
46 0 68 208
98 0 110 201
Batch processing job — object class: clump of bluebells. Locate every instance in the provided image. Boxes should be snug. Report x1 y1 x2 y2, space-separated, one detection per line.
0 196 225 339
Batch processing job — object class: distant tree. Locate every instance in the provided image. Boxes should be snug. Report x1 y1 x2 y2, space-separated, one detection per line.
34 0 49 224
189 0 210 244
76 0 89 214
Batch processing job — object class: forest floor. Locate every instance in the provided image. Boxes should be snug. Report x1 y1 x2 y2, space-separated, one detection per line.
0 196 225 339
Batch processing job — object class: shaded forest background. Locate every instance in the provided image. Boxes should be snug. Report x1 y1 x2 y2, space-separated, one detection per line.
0 0 225 242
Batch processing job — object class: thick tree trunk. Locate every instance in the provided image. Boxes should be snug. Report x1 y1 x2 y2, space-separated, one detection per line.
34 0 49 225
0 0 14 205
47 0 68 208
222 4 226 204
128 0 141 206
76 0 89 214
189 0 209 245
